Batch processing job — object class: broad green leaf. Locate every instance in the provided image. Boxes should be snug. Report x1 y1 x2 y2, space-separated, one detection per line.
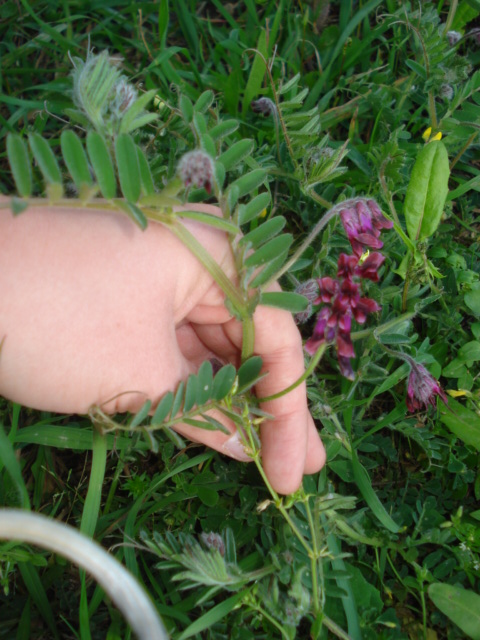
212 364 236 400
194 90 214 113
429 583 480 639
237 356 263 391
129 400 152 429
136 145 155 196
115 133 140 202
439 398 480 451
404 141 450 242
217 139 255 171
183 374 198 412
238 192 271 225
244 234 292 268
243 29 267 109
60 130 92 189
260 291 308 313
152 392 174 424
229 168 266 203
114 200 148 230
240 216 286 249
458 341 480 362
86 131 116 199
196 361 214 406
28 133 62 185
351 452 401 533
465 285 480 316
177 210 239 234
7 134 32 197
209 119 239 140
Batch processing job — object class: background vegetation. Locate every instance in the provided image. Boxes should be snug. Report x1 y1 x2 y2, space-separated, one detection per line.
1 0 479 638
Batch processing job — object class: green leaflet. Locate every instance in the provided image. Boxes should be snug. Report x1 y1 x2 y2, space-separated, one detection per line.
238 192 271 225
209 119 239 140
28 133 62 185
60 130 92 189
180 94 194 123
6 134 32 197
404 141 450 242
86 131 116 199
429 583 480 640
260 291 309 313
136 145 155 196
115 133 141 202
194 90 214 113
240 216 286 249
217 139 254 171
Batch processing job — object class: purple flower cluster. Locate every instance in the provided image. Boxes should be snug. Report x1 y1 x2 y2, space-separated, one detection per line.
305 199 393 379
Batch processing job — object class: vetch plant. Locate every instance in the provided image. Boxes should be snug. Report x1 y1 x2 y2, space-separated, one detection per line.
2 6 480 635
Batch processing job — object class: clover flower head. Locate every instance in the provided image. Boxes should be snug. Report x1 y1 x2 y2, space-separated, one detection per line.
178 150 215 193
294 279 319 324
112 77 137 115
251 97 277 117
406 361 448 412
447 30 462 46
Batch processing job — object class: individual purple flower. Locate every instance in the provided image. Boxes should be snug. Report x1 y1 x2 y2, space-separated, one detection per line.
178 150 214 193
406 361 448 412
339 200 393 257
354 252 385 282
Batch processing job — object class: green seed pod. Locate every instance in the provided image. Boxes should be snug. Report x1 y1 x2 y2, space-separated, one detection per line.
404 140 450 243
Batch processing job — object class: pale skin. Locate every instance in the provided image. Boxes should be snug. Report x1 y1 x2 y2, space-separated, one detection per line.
0 198 326 494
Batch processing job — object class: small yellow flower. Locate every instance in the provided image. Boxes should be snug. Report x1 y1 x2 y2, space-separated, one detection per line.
422 127 432 141
422 127 443 142
259 208 268 218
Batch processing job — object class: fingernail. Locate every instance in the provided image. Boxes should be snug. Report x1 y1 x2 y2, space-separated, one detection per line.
222 432 252 462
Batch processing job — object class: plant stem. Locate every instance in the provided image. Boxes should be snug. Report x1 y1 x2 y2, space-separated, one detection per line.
258 344 327 403
442 0 458 34
321 614 355 640
165 218 247 317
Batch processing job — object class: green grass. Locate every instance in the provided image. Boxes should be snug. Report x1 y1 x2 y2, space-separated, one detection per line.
1 1 480 638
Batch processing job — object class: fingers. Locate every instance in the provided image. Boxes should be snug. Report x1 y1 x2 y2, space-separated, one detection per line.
221 298 326 495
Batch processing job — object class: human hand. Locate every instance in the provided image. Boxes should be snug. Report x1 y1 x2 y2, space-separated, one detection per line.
0 200 325 493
